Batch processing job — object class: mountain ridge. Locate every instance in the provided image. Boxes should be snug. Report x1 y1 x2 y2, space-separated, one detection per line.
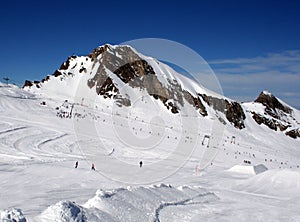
22 44 300 138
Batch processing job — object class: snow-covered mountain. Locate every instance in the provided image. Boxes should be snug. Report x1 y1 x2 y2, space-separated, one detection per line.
1 44 300 221
23 44 300 138
244 91 300 138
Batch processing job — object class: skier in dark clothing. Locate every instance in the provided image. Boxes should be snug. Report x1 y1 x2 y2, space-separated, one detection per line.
139 161 143 168
91 163 95 171
75 161 78 168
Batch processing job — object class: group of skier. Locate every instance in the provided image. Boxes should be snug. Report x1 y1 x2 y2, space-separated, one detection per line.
74 161 143 169
74 161 95 170
74 147 143 170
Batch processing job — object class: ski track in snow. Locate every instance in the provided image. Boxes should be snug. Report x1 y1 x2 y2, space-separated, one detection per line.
0 126 28 135
154 192 216 222
10 129 69 161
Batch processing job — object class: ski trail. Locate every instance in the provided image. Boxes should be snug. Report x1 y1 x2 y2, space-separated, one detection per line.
218 188 290 201
0 126 28 135
36 133 68 150
153 192 216 222
11 128 69 161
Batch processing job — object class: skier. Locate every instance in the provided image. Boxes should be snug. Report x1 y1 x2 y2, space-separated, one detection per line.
108 148 115 156
139 161 143 168
75 161 78 168
91 163 95 171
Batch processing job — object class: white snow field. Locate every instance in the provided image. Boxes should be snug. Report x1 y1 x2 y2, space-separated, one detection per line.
1 83 300 222
1 45 300 221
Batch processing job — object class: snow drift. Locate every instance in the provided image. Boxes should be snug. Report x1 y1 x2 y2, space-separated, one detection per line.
37 185 218 222
0 208 27 222
228 164 268 175
235 169 300 197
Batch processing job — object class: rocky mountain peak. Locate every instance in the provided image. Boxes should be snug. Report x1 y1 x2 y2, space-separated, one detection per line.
248 91 299 139
255 91 292 114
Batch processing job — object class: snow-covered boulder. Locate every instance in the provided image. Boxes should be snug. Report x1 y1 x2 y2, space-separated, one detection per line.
0 208 27 222
39 201 86 222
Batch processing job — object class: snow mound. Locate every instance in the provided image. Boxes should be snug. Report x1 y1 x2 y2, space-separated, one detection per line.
0 208 27 222
228 164 268 175
39 201 87 222
83 185 218 222
36 185 218 222
236 169 300 197
38 200 115 222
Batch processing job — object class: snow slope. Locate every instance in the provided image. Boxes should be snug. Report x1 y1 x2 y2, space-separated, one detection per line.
1 81 300 221
0 44 300 221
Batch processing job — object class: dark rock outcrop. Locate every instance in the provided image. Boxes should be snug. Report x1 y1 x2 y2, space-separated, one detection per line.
285 129 300 139
251 91 297 138
88 45 197 113
41 76 50 83
23 80 33 88
201 94 245 129
225 101 246 129
183 91 207 116
255 91 292 114
88 44 110 61
252 112 277 131
59 57 73 70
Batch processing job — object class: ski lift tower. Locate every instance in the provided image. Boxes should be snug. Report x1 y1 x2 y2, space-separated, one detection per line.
3 77 9 84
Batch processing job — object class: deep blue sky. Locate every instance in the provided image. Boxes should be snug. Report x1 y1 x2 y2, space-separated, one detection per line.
1 0 300 107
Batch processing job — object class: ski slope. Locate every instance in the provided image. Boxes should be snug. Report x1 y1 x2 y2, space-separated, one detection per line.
1 81 300 221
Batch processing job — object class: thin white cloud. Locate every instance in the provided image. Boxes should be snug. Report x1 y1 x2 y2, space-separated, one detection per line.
208 50 300 109
210 50 300 66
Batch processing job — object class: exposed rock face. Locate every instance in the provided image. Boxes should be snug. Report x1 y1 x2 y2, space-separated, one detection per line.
59 56 72 70
23 80 33 87
87 46 247 128
87 45 208 115
87 45 156 107
252 112 277 131
201 94 245 129
225 101 246 129
286 129 300 139
88 44 110 61
255 91 292 114
41 76 50 83
183 91 207 116
250 91 299 138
